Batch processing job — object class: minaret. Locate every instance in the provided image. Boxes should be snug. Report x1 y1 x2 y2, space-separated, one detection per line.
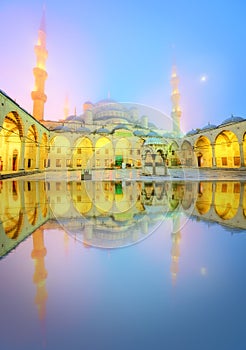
31 9 48 122
170 65 182 135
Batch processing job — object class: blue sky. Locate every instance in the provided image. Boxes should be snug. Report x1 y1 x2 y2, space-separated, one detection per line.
0 0 246 132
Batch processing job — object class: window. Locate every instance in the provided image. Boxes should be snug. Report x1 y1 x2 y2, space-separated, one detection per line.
105 148 109 155
66 159 71 167
57 147 61 154
77 159 82 167
96 159 100 167
222 157 227 166
56 159 62 167
77 148 81 154
27 159 31 168
222 184 227 192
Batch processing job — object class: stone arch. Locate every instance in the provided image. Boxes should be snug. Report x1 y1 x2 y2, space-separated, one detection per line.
214 182 240 220
49 135 71 168
95 137 113 168
156 148 165 165
243 132 246 166
194 136 212 167
181 140 194 166
215 130 240 168
25 124 38 170
73 137 93 169
167 141 180 166
115 138 132 167
39 133 48 169
0 112 24 171
134 138 143 167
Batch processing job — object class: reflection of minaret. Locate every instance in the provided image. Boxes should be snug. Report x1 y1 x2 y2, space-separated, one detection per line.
170 216 181 285
31 8 48 121
31 227 48 321
171 64 182 135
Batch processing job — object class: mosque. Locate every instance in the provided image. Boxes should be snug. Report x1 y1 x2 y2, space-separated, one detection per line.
0 11 246 177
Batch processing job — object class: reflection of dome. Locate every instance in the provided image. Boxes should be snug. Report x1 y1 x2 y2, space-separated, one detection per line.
220 115 244 125
145 137 165 145
147 131 161 137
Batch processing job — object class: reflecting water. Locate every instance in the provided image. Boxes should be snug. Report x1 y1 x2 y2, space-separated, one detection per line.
0 179 246 350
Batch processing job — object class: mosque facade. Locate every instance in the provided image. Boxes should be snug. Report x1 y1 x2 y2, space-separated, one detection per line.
0 11 246 177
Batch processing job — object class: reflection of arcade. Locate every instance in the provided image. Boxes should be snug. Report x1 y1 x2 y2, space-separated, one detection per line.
1 180 246 257
0 180 49 257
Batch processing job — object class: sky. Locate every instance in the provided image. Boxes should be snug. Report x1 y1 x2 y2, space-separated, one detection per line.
0 0 246 132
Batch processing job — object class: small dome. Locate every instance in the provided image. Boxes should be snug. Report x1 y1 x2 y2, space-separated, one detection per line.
112 124 130 132
52 125 72 132
133 130 146 137
220 115 245 125
186 129 198 136
201 122 217 130
96 127 111 134
76 126 91 133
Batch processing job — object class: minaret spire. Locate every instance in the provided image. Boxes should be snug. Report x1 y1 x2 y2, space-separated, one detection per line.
170 64 182 135
31 7 48 121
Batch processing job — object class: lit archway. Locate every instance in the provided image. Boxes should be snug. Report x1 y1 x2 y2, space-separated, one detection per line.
194 136 212 167
95 137 113 168
73 137 93 169
167 141 180 166
25 125 38 170
115 138 131 167
215 131 240 168
40 133 48 169
49 136 71 168
181 140 194 166
243 133 246 166
0 112 24 171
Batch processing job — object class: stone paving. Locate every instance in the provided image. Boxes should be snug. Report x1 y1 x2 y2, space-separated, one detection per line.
2 167 246 182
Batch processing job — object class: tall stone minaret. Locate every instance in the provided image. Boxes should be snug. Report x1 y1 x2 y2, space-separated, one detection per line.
170 65 182 135
31 9 48 122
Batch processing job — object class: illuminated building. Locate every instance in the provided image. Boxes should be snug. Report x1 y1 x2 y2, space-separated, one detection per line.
0 10 246 177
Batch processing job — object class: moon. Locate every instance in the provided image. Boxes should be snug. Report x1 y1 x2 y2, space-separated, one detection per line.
200 75 208 83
